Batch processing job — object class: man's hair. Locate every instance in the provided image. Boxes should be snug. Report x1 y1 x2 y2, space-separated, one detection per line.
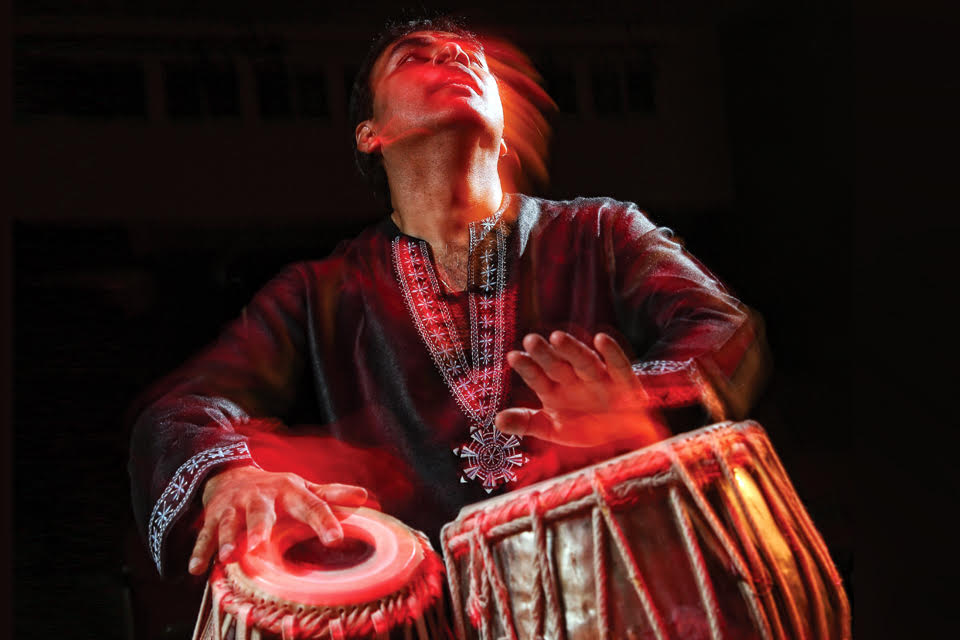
347 16 480 208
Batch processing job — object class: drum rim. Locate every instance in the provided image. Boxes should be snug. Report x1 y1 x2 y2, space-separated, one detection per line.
210 512 447 639
233 507 424 606
447 420 762 524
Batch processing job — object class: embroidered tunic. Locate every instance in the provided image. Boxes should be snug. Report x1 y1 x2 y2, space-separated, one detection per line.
127 194 767 576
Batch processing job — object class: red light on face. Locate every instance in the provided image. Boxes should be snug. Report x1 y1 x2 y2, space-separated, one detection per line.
364 31 557 192
478 34 557 193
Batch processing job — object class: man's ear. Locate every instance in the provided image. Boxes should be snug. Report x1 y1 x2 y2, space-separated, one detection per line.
355 121 381 154
499 139 509 158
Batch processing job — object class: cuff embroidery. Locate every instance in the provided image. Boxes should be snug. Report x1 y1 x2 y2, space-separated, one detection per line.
632 359 692 375
147 441 252 574
632 359 724 418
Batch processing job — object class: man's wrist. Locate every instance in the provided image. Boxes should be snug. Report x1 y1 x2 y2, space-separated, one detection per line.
201 460 257 505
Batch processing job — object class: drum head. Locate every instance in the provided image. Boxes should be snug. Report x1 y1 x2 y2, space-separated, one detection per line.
234 507 424 606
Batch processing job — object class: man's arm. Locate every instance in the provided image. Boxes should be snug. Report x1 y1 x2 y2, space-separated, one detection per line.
496 200 769 445
127 263 310 576
607 202 769 421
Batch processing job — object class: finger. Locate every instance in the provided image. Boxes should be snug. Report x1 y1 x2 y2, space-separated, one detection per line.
282 490 344 546
549 331 607 382
245 495 276 551
522 334 579 384
495 408 556 440
217 507 241 562
307 483 368 507
506 351 556 396
594 333 640 387
189 514 219 575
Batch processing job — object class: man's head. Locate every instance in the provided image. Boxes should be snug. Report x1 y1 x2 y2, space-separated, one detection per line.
348 17 506 205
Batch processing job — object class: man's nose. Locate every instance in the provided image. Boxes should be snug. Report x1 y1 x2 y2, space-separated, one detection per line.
433 41 471 67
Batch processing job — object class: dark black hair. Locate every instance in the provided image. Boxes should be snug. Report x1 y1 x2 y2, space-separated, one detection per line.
347 15 480 208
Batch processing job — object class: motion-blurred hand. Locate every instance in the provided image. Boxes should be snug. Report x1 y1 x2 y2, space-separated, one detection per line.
188 466 372 575
495 331 669 447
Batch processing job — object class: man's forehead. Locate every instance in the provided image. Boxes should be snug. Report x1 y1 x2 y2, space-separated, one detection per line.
373 30 482 74
389 30 481 54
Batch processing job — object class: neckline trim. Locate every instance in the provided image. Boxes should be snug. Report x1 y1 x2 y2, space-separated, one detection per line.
382 193 515 244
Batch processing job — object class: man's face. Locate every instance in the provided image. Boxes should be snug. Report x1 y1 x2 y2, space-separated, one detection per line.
362 30 505 149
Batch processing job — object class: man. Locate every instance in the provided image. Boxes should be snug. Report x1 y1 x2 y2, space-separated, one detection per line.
128 17 767 580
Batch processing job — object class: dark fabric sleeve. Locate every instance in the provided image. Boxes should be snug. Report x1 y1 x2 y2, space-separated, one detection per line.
603 201 770 422
126 263 309 577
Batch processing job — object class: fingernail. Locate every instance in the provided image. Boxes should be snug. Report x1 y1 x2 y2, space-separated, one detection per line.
219 544 234 561
189 557 202 572
322 531 341 545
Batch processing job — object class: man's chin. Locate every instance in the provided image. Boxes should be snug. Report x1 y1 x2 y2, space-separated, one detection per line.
422 102 499 133
436 82 478 96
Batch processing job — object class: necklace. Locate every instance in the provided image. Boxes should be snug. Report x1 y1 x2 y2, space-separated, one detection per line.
434 267 458 294
435 251 469 293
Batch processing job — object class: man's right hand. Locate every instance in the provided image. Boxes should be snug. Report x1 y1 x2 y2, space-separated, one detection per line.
188 466 370 575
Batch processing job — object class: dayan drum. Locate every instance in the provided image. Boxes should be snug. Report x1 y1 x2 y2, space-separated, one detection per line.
440 421 851 640
193 507 451 640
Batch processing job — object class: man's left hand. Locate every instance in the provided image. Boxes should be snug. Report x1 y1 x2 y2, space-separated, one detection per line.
495 331 668 447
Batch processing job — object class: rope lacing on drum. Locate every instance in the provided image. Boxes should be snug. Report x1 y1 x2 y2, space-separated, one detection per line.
590 504 610 640
590 470 669 640
466 510 519 640
528 492 566 640
668 484 724 640
709 438 778 640
752 436 852 640
327 615 345 640
234 603 254 640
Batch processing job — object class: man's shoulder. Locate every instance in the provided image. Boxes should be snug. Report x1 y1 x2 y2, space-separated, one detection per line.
287 218 392 280
515 193 652 233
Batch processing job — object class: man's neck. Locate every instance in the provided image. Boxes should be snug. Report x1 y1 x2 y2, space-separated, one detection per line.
384 128 503 250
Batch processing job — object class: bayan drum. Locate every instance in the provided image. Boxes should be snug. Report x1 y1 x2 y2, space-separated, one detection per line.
193 507 450 640
441 421 850 640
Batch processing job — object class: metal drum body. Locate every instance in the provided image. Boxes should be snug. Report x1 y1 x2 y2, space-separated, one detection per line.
193 507 451 640
440 421 850 640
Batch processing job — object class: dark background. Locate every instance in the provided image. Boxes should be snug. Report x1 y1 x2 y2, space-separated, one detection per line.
10 1 855 638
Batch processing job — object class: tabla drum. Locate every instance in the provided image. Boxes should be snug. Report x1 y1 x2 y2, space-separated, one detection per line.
440 421 851 640
193 507 451 640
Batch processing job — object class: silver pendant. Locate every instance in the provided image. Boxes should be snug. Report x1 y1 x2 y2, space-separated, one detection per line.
453 427 528 493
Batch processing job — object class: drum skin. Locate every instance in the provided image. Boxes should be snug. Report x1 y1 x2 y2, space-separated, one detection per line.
194 507 451 640
440 421 851 640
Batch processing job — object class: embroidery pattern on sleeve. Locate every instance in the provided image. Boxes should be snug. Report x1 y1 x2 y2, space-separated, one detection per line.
147 441 252 573
632 359 692 375
632 359 702 407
